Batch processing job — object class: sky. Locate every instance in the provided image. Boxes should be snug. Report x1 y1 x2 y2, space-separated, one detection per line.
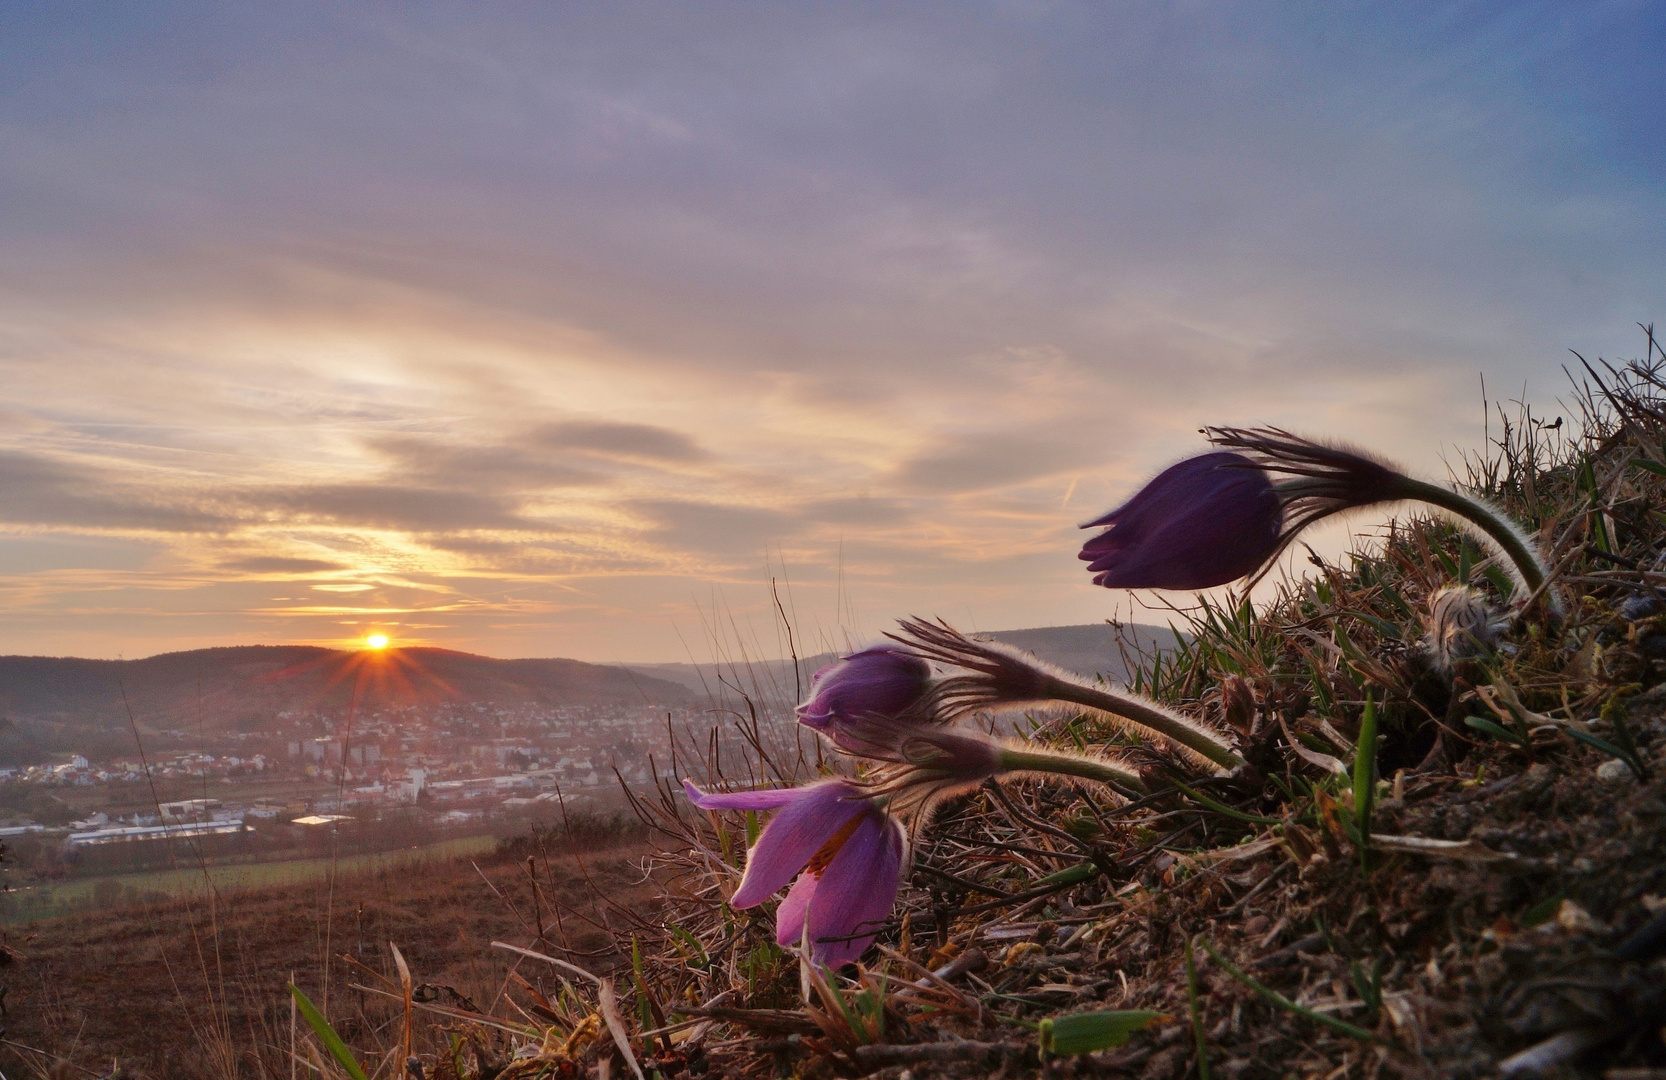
0 1 1662 663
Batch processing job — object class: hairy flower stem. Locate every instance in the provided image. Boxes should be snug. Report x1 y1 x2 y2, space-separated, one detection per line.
1035 674 1246 770
1391 478 1555 609
996 745 1149 796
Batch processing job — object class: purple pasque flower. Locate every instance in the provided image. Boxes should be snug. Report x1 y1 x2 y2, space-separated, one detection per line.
1078 451 1282 590
796 646 936 755
682 779 907 968
1083 428 1554 611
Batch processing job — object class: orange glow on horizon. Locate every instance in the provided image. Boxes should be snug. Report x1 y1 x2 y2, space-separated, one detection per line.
365 633 389 650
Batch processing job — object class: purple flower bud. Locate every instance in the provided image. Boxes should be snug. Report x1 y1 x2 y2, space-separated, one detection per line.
682 779 907 967
796 646 936 754
1078 452 1282 590
1082 428 1553 611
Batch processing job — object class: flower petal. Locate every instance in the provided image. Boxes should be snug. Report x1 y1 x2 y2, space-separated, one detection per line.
730 781 867 908
1079 452 1282 590
774 871 818 948
802 809 907 967
681 779 800 812
794 646 934 753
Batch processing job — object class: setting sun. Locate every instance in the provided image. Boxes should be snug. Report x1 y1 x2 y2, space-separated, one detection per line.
365 634 389 650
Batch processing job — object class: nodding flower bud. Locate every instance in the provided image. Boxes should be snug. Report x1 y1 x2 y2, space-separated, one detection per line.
1078 452 1283 590
897 728 1005 781
796 646 937 755
1079 427 1556 613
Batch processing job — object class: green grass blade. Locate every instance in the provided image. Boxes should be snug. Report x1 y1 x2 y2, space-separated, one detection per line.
289 984 369 1080
1039 1010 1165 1055
1185 936 1211 1079
1464 715 1527 747
1567 728 1644 777
1353 695 1378 872
1031 861 1099 888
1170 778 1282 826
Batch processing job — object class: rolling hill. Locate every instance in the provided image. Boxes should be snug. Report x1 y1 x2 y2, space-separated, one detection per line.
621 621 1178 699
0 645 695 747
0 624 1175 762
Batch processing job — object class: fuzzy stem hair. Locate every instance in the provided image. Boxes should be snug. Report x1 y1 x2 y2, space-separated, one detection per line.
1209 426 1559 615
887 617 1244 772
994 744 1148 794
1391 477 1560 613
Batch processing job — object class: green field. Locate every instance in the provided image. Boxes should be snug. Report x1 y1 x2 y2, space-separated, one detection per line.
0 835 500 924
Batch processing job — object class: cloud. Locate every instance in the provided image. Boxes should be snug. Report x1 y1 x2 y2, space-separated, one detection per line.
257 484 524 531
219 556 346 573
527 421 707 463
890 434 1087 494
368 436 599 490
0 450 224 532
800 497 917 527
360 421 703 497
631 499 802 556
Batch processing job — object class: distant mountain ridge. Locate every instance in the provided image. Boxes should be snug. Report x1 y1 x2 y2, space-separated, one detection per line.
0 626 1174 762
621 622 1177 700
0 645 696 740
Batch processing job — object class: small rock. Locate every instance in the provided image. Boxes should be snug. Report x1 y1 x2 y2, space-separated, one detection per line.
1597 758 1637 783
1003 941 1045 966
1620 593 1662 620
1557 899 1603 934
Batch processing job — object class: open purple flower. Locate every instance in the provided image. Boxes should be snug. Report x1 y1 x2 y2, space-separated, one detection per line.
796 646 936 755
1078 451 1282 590
682 779 907 967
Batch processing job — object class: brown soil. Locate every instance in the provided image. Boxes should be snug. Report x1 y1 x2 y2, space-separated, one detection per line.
0 840 661 1078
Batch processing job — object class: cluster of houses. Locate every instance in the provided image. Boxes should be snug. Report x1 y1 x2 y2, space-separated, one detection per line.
0 700 775 861
0 752 272 787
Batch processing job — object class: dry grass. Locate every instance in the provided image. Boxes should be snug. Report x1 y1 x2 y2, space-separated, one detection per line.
1 820 659 1079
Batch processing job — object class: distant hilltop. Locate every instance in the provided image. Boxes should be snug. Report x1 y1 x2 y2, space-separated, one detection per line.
0 645 695 738
620 622 1178 698
0 624 1175 761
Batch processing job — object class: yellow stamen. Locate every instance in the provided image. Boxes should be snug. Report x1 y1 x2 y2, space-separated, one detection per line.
805 812 865 875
